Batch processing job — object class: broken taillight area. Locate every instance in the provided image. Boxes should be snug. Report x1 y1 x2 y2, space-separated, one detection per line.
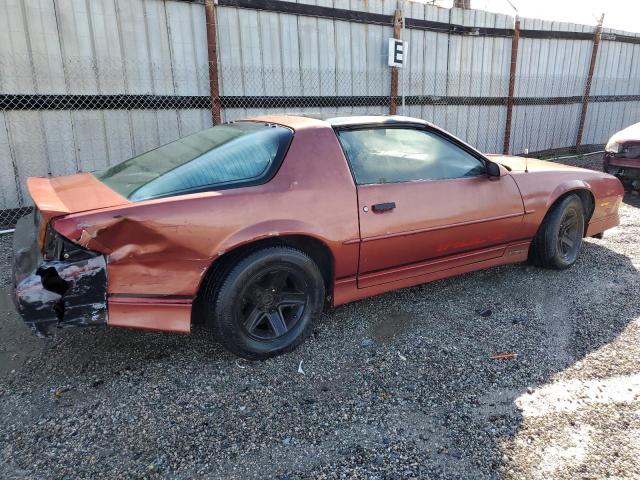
43 222 100 262
11 211 108 334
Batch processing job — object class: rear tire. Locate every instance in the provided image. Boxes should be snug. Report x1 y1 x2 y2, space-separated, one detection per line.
205 246 324 360
529 194 585 270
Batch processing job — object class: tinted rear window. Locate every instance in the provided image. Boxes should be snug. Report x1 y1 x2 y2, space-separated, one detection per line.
95 122 292 201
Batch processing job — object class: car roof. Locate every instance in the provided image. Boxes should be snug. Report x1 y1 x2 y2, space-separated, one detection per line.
245 114 432 130
325 115 431 128
244 114 488 160
243 115 327 130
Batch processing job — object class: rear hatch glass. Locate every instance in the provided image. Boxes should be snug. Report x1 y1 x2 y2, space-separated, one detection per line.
94 121 292 201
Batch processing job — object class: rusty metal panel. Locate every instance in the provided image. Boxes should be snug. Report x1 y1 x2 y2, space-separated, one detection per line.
0 0 212 222
512 19 598 153
584 26 640 145
0 112 21 210
316 0 338 118
4 0 640 227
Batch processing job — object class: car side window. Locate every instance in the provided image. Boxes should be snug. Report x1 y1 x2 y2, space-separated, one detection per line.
336 128 486 185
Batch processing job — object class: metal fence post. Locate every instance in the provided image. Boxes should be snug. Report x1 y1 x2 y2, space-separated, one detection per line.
389 9 402 115
576 14 604 150
204 0 222 125
503 16 520 155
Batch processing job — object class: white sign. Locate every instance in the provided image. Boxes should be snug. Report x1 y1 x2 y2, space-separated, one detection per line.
388 38 408 68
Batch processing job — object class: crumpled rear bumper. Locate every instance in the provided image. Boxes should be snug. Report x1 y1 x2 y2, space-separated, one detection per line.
12 212 108 334
604 153 640 179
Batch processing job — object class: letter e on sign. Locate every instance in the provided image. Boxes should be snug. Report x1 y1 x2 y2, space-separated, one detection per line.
388 38 408 68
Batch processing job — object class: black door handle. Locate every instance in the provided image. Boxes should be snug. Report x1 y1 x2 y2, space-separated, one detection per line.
372 202 396 212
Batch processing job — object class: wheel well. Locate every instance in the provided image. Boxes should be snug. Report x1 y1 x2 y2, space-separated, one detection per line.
192 235 335 324
551 189 595 236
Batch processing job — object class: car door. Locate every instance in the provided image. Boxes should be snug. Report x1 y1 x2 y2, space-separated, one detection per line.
336 126 525 288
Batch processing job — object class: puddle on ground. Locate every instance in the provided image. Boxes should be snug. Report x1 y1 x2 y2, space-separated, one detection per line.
0 287 45 379
369 312 415 343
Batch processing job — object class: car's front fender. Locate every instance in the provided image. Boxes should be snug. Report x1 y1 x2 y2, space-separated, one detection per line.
545 179 593 210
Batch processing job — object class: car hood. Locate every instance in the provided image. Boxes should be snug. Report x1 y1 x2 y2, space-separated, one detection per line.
608 122 640 144
486 155 587 173
27 173 129 220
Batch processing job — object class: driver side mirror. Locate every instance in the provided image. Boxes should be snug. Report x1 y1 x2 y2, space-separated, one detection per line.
486 161 505 178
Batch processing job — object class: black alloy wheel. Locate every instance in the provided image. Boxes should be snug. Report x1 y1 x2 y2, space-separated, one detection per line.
239 268 307 340
556 207 581 263
205 246 325 359
529 193 585 270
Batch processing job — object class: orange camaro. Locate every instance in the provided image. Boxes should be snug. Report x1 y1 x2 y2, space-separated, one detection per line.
12 115 624 358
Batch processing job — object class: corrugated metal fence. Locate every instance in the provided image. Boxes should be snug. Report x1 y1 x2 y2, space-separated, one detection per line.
1 0 640 227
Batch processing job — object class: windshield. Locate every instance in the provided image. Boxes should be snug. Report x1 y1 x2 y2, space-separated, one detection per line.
95 122 292 201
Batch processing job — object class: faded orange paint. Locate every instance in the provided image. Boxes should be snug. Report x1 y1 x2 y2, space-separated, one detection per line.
27 174 128 247
24 116 624 333
48 116 359 331
487 154 625 239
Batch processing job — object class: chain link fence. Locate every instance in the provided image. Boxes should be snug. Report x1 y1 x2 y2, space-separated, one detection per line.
2 53 639 229
218 66 394 120
0 52 214 229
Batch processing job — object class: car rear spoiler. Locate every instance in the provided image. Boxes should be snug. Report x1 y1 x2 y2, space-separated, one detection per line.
27 174 129 220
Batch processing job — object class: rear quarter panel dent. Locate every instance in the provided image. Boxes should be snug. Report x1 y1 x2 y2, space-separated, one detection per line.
51 124 360 298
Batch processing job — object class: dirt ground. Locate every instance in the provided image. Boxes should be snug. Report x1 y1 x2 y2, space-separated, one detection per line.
1 155 639 479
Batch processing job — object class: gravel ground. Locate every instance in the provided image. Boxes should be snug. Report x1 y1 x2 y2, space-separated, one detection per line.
0 229 12 289
1 156 639 479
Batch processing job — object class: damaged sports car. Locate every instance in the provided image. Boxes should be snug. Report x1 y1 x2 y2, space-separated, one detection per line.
13 115 624 359
603 121 640 189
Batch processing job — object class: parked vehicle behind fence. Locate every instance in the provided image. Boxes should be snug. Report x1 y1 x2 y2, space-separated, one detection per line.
604 122 640 190
12 115 624 359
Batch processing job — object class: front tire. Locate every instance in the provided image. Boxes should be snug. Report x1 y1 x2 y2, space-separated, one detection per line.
207 246 324 360
529 194 585 270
